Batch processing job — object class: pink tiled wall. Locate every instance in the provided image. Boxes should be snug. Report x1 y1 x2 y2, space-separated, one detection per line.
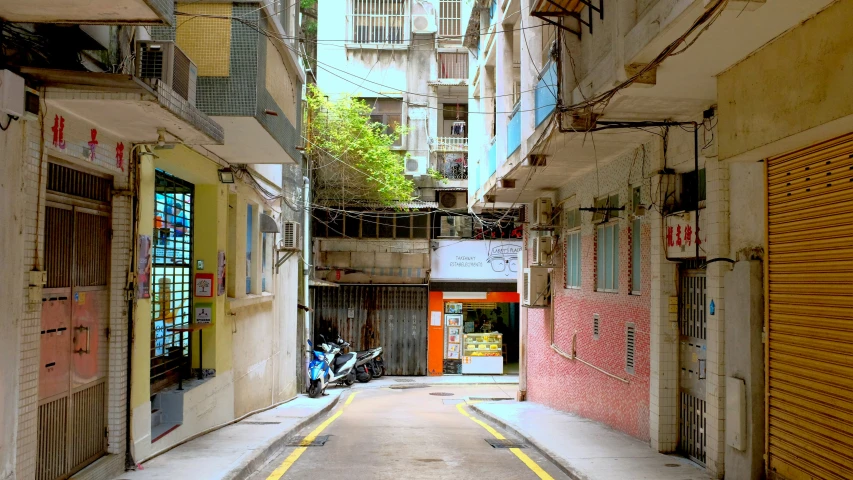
526 221 652 441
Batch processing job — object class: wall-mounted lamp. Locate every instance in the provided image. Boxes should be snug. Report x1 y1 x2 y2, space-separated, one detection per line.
218 168 235 184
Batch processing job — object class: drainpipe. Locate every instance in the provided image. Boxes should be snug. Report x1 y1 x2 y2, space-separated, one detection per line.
302 175 311 391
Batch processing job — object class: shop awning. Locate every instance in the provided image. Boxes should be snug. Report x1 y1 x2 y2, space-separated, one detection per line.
21 68 224 145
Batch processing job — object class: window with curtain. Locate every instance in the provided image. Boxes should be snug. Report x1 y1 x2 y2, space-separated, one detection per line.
596 222 619 292
632 218 641 294
565 230 581 288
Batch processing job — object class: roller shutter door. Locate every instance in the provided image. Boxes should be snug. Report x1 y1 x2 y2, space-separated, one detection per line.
766 133 853 479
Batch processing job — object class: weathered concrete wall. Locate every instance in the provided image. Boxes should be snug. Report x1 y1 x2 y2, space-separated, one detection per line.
0 119 25 480
718 0 853 161
728 162 764 256
723 260 764 480
231 300 277 416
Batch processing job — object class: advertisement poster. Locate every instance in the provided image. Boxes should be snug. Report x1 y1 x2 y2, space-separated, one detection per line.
137 235 152 299
217 250 226 296
430 239 523 281
446 314 462 327
448 327 460 336
446 302 462 314
195 273 214 297
430 311 442 326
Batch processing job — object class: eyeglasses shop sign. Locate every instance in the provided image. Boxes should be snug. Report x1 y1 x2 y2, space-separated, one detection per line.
430 240 522 281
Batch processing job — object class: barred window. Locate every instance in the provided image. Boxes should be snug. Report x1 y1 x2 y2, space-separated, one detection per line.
350 0 408 44
596 222 619 293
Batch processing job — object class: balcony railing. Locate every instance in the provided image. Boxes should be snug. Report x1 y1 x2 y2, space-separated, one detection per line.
535 61 559 127
348 0 408 44
507 103 521 155
437 153 468 180
432 136 468 152
438 52 469 79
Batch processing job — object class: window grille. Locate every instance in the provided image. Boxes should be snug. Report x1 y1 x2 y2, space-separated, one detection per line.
438 52 468 79
631 218 641 294
596 222 619 292
151 170 194 392
439 0 462 37
350 0 408 44
565 230 581 288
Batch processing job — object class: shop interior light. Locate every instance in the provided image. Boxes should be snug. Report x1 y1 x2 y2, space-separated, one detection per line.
218 168 235 184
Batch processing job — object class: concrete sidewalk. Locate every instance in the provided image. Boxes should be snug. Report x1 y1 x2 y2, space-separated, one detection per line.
113 393 341 480
471 401 711 480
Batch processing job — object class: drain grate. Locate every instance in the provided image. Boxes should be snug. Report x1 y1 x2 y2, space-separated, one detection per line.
287 435 330 447
664 464 681 468
242 421 280 425
485 439 527 449
429 392 454 396
394 378 416 383
389 384 429 389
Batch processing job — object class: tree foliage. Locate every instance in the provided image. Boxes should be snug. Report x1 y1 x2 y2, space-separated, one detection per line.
306 84 414 205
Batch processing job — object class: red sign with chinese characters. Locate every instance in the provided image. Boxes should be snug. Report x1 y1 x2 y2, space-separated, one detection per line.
665 210 706 258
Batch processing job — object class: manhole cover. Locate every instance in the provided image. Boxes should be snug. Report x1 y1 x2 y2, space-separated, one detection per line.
429 392 454 396
665 464 681 468
287 435 330 447
485 439 526 449
242 421 280 425
394 378 416 383
389 384 429 389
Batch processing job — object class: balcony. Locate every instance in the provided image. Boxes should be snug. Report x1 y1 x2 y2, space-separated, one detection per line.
437 52 469 81
0 0 173 24
535 61 559 127
431 136 468 152
437 153 468 180
507 104 521 156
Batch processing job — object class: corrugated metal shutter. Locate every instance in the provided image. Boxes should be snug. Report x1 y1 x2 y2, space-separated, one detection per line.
313 285 429 375
766 133 853 480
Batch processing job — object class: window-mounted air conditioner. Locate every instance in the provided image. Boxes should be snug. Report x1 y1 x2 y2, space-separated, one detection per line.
532 197 553 226
533 235 553 266
136 40 198 105
522 267 551 308
439 215 472 238
439 191 466 209
405 156 428 176
412 0 437 34
279 221 301 251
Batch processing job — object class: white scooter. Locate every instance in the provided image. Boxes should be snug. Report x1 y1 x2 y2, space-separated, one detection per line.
307 336 359 398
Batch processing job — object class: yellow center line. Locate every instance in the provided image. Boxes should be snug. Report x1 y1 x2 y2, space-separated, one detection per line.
456 403 555 480
265 392 360 480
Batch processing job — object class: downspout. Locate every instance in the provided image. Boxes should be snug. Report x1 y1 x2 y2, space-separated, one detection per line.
302 175 311 391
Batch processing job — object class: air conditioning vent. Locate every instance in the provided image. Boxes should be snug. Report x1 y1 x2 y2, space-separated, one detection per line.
280 221 301 250
439 191 466 209
522 267 550 308
136 41 198 105
532 197 553 226
440 215 472 238
412 0 437 34
405 156 428 176
626 322 636 374
533 235 553 265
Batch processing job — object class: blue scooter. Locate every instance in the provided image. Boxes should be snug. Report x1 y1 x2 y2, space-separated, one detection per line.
307 337 358 398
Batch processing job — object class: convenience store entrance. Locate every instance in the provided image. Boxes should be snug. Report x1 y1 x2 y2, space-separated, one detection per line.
430 292 520 375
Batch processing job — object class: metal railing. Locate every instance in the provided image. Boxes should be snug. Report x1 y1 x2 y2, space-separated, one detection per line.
432 136 468 152
438 52 469 79
439 0 462 37
349 0 408 44
535 61 559 127
437 153 468 180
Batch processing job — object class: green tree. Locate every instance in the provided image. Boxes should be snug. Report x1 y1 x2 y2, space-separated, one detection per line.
306 84 414 205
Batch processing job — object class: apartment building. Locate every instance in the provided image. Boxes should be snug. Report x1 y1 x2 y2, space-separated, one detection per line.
0 2 305 479
467 0 853 478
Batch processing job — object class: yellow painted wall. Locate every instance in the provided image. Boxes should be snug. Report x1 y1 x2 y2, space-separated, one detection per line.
131 153 155 411
176 3 232 77
718 0 853 160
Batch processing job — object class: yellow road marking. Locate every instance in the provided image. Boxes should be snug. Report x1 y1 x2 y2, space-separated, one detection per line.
456 403 555 480
265 392 359 480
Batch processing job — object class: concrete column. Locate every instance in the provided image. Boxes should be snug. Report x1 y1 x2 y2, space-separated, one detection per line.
494 16 513 167
649 172 679 452
519 5 542 157
704 155 731 477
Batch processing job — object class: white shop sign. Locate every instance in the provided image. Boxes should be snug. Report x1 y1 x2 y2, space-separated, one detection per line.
430 240 522 281
665 210 707 258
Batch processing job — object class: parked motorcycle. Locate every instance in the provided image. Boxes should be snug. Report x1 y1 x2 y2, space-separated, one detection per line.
354 347 383 383
307 336 358 398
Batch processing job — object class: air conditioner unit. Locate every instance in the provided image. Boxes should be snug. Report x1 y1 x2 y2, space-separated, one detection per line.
136 40 198 104
279 221 301 251
440 215 472 238
533 235 553 266
411 0 437 34
439 191 466 209
522 267 550 308
405 156 428 176
532 197 553 226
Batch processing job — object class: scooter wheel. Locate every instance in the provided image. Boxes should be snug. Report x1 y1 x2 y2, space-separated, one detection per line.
308 380 322 398
344 371 356 386
356 367 372 383
372 365 385 378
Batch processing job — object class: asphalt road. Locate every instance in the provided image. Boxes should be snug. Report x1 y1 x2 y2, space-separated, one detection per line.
248 383 571 480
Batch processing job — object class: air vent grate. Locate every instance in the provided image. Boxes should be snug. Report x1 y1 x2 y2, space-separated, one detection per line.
593 314 600 340
626 323 636 374
138 47 164 80
485 439 527 449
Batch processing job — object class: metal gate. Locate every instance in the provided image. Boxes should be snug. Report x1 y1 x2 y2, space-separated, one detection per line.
766 133 853 479
313 285 428 375
679 268 707 465
38 163 111 480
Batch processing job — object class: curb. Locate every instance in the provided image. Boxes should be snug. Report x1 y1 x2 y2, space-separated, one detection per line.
469 404 585 480
224 393 343 480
